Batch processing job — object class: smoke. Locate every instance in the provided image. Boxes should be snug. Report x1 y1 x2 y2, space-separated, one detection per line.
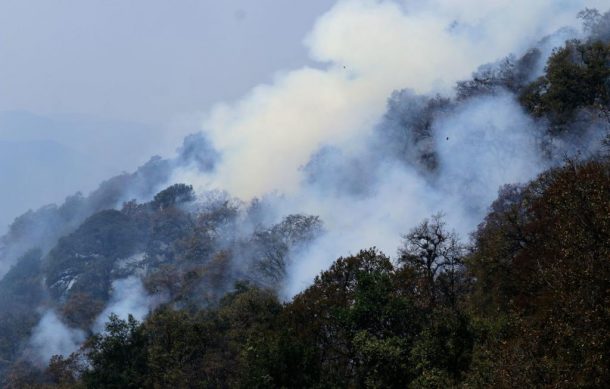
28 310 85 365
2 2 609 383
7 1 610 366
0 131 223 280
167 0 607 297
93 276 165 333
432 94 547 222
176 0 599 198
277 93 544 297
23 256 163 366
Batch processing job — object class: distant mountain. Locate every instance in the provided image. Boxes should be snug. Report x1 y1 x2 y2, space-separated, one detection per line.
0 139 112 230
0 111 164 232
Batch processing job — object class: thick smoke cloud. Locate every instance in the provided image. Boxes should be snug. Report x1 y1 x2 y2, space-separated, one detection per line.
432 94 547 224
277 94 547 297
178 0 603 198
169 0 607 297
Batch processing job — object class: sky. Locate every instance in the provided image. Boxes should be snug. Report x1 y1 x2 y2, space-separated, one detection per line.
0 0 335 124
0 0 334 231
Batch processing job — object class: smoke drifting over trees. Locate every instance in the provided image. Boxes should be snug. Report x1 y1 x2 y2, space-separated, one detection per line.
0 1 609 387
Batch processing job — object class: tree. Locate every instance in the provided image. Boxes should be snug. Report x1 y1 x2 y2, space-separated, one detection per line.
377 90 451 172
578 8 610 42
283 249 421 387
520 39 610 128
142 308 223 388
251 214 322 286
152 184 195 210
456 50 541 100
82 314 148 389
466 159 610 387
45 353 86 389
398 214 465 306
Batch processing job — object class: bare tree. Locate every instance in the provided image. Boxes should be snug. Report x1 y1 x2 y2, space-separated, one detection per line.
398 214 465 305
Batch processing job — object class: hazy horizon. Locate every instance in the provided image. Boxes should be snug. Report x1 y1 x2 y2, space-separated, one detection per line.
0 0 335 231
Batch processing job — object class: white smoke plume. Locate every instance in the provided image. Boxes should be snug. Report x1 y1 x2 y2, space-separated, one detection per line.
28 310 85 364
168 0 607 297
93 276 165 333
279 93 546 296
177 0 600 197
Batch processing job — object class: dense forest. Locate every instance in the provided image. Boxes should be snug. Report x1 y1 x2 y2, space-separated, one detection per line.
0 8 609 389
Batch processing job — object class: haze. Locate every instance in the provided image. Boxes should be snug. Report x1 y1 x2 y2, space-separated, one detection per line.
0 0 333 232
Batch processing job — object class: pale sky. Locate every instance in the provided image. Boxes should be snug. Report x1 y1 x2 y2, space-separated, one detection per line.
0 0 335 231
0 0 334 124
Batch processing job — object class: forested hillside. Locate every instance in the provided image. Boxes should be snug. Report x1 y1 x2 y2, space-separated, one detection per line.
7 158 608 388
0 8 609 389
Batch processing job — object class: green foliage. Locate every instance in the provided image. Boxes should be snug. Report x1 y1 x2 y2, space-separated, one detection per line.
76 286 283 389
41 210 145 327
520 39 610 127
44 354 86 389
152 183 195 210
49 159 608 389
1 33 609 386
409 307 472 385
82 314 148 388
466 159 610 386
0 249 44 311
0 250 45 378
252 214 323 286
64 248 473 388
142 308 225 387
